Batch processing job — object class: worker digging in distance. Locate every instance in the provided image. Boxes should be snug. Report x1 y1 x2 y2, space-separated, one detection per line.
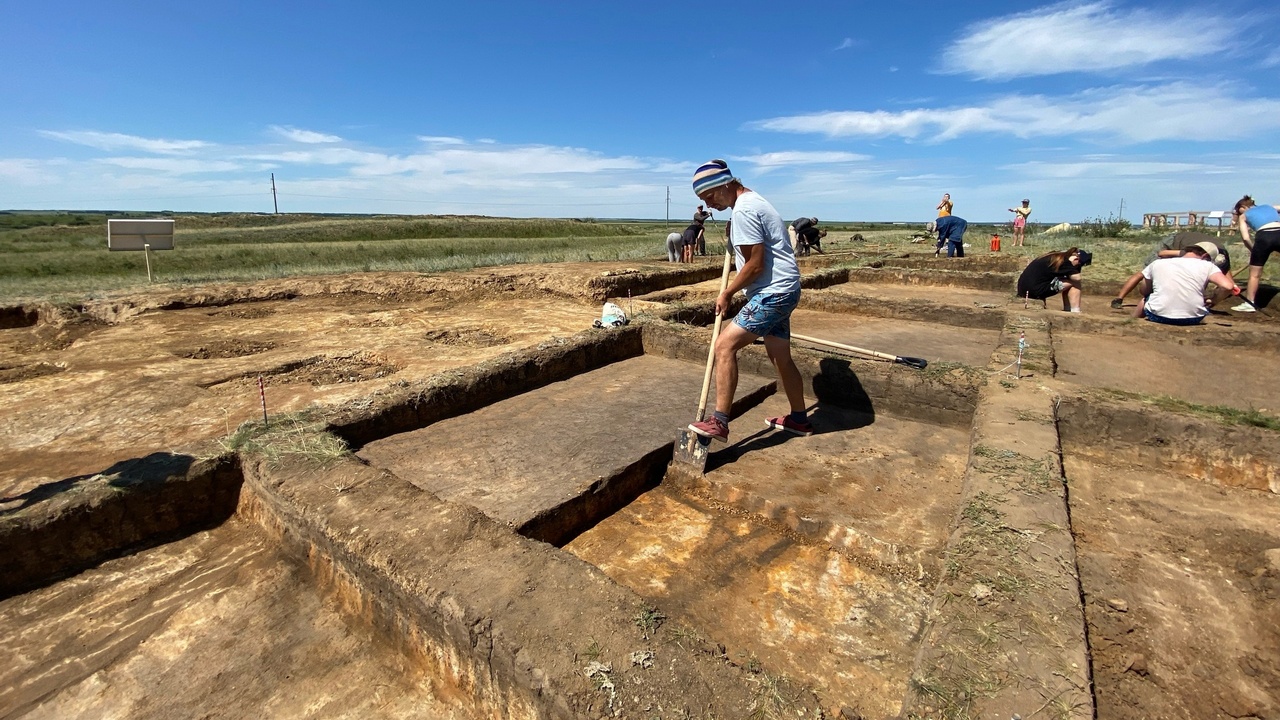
1133 242 1240 325
687 158 811 443
934 214 968 258
1233 194 1280 312
693 204 713 256
1110 231 1230 310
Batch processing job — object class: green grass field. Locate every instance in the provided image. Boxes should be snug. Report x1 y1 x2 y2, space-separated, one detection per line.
0 211 1271 304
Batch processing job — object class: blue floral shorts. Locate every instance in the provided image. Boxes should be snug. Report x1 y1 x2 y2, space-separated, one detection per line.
733 289 800 339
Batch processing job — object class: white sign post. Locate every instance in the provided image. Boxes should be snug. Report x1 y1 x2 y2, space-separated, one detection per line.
107 219 175 283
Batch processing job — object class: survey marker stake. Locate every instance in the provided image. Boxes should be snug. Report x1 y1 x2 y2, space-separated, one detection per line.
671 245 733 475
258 375 269 425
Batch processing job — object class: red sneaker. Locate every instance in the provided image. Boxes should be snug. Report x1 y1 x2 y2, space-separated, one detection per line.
765 415 814 437
688 417 729 443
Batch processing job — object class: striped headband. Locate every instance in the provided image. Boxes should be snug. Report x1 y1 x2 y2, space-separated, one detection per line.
692 159 735 196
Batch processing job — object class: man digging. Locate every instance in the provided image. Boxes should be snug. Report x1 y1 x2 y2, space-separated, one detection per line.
687 159 811 442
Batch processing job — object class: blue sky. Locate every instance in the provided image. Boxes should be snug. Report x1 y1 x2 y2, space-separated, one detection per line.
3 0 1278 223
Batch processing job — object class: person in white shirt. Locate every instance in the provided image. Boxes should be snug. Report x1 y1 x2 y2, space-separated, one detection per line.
1134 242 1240 325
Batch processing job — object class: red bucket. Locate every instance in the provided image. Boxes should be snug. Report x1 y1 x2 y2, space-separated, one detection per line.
990 234 1001 252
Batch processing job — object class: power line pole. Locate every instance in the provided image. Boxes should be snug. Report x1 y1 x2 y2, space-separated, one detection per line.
271 173 279 214
1118 197 1125 220
665 186 670 224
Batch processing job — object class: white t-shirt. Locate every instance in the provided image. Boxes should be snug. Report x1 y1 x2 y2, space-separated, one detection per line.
730 191 801 297
1142 256 1217 319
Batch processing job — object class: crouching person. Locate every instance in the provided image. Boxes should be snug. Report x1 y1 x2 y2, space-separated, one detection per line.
1016 247 1091 312
1135 241 1240 325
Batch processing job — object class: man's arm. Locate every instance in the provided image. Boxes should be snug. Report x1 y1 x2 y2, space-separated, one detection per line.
1207 270 1238 292
716 243 764 317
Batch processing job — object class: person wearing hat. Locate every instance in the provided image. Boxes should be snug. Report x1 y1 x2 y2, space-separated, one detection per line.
1133 242 1241 325
687 158 809 443
693 204 713 255
1109 231 1231 310
1008 199 1032 247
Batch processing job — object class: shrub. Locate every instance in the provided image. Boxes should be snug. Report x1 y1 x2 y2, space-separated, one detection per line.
1077 213 1132 238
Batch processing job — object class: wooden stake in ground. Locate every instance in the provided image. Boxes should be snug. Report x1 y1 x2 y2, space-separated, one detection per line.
257 375 269 425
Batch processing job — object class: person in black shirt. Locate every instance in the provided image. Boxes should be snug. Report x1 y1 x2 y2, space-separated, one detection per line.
1016 247 1092 312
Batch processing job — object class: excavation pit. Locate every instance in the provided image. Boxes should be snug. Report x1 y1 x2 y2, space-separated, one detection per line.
4 258 1279 718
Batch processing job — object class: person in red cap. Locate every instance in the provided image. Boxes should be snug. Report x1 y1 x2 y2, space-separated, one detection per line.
687 159 810 443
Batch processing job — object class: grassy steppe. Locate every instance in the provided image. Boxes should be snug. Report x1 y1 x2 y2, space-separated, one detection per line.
0 212 1271 304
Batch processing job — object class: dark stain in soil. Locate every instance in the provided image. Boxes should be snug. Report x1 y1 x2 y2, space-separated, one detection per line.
423 328 510 347
0 362 66 385
175 340 278 359
206 353 400 391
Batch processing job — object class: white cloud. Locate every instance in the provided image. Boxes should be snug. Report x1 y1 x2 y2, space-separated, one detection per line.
38 130 208 154
1263 48 1280 68
834 38 854 51
96 157 245 174
270 125 342 143
1002 159 1213 179
942 1 1233 79
417 135 466 145
737 151 870 168
748 82 1280 143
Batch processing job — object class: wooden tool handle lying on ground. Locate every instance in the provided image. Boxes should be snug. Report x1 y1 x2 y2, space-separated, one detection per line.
791 333 929 370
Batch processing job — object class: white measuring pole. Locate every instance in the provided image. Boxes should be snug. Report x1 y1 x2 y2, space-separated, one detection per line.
144 243 153 283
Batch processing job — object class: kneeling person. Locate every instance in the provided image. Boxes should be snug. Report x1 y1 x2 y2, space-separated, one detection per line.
1135 242 1239 325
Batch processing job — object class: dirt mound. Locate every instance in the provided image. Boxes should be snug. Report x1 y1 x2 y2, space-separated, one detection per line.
207 352 400 392
205 305 276 320
0 362 65 384
174 340 277 359
423 328 510 347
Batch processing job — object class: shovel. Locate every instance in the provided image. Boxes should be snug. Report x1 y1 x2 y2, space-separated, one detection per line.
671 245 733 474
792 333 929 369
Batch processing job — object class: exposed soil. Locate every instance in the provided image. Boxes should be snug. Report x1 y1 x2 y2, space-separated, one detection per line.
0 518 470 719
0 361 64 385
173 338 277 359
1065 457 1280 720
3 258 1278 719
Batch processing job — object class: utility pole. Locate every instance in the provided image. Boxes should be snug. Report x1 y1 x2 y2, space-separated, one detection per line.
665 186 670 224
1118 197 1125 220
271 173 279 214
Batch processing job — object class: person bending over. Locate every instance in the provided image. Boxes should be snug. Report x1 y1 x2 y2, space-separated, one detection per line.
1233 195 1280 312
687 159 810 443
1110 231 1230 309
666 231 682 262
680 222 704 263
1134 242 1239 325
935 215 968 258
1016 247 1091 312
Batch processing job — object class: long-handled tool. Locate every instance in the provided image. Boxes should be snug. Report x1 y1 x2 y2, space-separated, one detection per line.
792 333 929 370
671 245 733 474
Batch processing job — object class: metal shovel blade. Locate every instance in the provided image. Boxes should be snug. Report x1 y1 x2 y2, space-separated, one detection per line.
671 427 711 473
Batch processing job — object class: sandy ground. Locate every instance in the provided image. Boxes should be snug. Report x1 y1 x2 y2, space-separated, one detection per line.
4 259 1278 719
0 517 471 719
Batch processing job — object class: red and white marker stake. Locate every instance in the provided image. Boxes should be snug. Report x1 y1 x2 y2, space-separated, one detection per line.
257 375 268 425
